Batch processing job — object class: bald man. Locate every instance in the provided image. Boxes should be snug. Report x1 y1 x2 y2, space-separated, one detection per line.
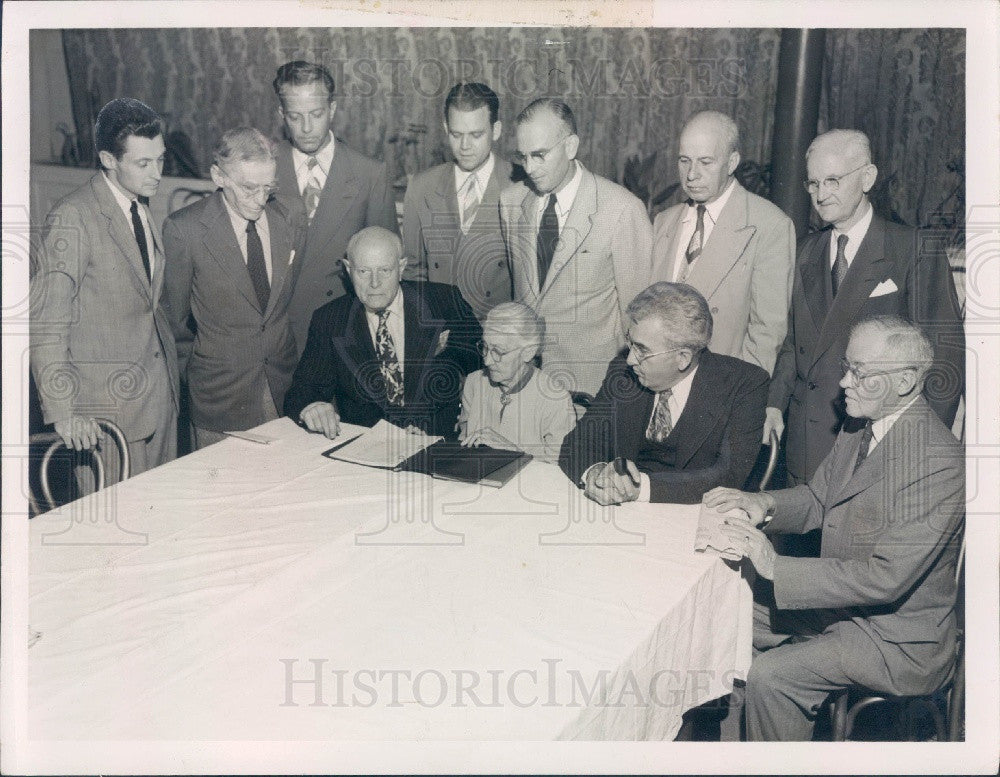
651 110 795 376
283 226 482 437
765 129 964 484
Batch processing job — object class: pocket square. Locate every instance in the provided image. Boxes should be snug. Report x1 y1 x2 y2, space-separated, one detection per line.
870 278 898 297
434 330 450 356
288 249 296 266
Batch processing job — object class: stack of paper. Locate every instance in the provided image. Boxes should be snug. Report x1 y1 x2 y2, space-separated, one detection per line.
322 420 442 469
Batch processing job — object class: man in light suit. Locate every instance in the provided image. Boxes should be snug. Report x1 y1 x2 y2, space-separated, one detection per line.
706 315 964 740
271 60 399 351
30 97 179 479
559 282 768 505
284 227 482 438
402 81 514 319
765 129 964 484
651 111 794 375
500 98 652 399
163 127 303 449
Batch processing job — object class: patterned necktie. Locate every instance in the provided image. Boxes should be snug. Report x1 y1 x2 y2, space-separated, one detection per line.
832 233 849 297
854 421 874 472
245 220 270 311
303 155 322 223
130 200 151 282
645 389 674 443
536 194 559 291
375 309 404 407
459 174 480 234
685 204 706 267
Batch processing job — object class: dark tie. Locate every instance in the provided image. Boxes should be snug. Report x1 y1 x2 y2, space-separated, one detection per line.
645 389 674 443
375 309 404 407
854 421 874 472
831 233 849 297
130 200 151 282
245 220 270 311
685 203 706 266
536 195 559 291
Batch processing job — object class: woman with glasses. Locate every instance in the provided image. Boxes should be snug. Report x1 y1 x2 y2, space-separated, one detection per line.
458 302 576 463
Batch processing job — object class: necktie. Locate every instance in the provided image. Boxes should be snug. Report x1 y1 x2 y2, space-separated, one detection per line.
375 309 404 407
459 174 480 234
832 233 849 297
130 201 151 282
303 155 322 222
685 204 706 267
645 389 674 444
536 195 559 291
854 421 874 472
245 220 270 311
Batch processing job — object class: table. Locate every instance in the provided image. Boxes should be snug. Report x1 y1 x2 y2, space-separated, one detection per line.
28 418 751 741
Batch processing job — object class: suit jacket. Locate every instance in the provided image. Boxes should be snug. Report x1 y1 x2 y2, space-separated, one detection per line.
162 191 303 432
651 182 795 375
558 351 769 503
500 163 653 397
283 281 482 437
769 213 965 482
401 157 515 319
30 172 179 442
274 138 399 350
767 397 964 695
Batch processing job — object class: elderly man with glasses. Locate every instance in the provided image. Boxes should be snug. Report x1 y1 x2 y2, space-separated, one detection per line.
558 282 768 505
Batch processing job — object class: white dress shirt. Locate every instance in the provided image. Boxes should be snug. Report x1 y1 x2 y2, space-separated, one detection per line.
535 161 584 235
671 177 737 281
103 172 155 276
292 132 335 196
221 196 273 282
870 394 920 453
454 153 495 204
364 287 406 377
829 201 873 270
637 365 699 501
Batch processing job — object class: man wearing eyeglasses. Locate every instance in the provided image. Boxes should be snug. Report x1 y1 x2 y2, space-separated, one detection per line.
163 127 303 449
499 98 652 400
765 129 963 485
705 315 964 740
558 282 768 505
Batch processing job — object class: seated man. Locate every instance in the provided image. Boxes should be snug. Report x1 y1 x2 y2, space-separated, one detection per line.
558 282 768 504
705 314 964 741
284 226 481 438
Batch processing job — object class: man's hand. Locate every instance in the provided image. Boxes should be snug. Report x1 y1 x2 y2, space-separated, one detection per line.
54 416 101 451
703 486 775 528
300 402 340 439
582 461 639 506
717 511 778 580
762 406 784 444
461 426 520 452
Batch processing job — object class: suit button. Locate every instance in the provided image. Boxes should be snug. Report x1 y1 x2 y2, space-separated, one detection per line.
264 357 269 365
808 382 817 390
711 306 719 314
433 262 439 269
799 346 805 354
326 290 334 297
154 351 160 358
260 324 266 332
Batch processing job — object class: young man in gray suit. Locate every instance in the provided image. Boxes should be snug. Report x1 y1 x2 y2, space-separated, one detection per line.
271 60 399 351
163 127 303 449
401 81 514 319
706 315 964 741
31 97 179 479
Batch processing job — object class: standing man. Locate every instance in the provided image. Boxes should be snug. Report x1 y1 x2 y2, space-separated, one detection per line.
272 60 399 351
765 129 964 484
163 127 303 449
500 98 652 400
651 110 794 375
402 81 514 319
705 315 964 741
30 97 178 479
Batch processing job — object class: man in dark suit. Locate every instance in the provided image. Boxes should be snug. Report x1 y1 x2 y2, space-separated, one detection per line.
706 315 964 740
558 282 768 505
284 226 482 438
163 127 303 449
271 60 399 350
402 81 514 319
765 129 964 484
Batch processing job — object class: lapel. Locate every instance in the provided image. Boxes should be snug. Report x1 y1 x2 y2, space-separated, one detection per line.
145 200 165 304
431 164 461 233
264 201 292 320
200 192 264 315
652 206 686 283
275 143 306 219
516 187 541 305
461 156 510 237
342 295 381 402
540 163 597 298
799 228 831 344
309 140 361 257
684 184 756 299
91 173 153 303
663 353 724 468
401 283 441 403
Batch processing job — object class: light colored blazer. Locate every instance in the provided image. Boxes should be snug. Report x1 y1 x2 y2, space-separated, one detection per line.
767 397 964 695
162 191 303 432
401 157 514 319
274 138 399 351
30 172 178 442
499 163 652 397
651 181 794 375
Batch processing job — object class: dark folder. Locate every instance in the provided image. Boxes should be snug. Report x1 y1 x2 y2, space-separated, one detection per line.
396 440 532 488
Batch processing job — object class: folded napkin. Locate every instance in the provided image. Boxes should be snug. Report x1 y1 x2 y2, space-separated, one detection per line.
694 502 748 561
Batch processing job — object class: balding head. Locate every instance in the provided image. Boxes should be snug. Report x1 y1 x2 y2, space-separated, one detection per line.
682 110 740 155
678 110 741 204
806 129 872 167
344 227 407 313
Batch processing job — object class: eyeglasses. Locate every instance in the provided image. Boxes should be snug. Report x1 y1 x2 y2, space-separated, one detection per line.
840 357 915 382
511 134 570 168
626 338 688 365
803 162 869 195
478 341 522 362
222 169 279 199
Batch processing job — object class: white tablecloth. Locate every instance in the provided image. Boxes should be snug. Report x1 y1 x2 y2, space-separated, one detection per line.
28 418 751 741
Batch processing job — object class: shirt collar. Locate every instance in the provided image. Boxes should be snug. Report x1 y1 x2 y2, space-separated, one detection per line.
220 193 267 238
665 364 698 410
102 171 142 217
682 177 736 225
542 161 584 219
366 285 405 321
292 132 336 175
871 393 920 448
833 200 874 248
455 153 495 195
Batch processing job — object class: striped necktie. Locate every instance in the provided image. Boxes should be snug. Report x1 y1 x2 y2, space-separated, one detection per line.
459 174 480 234
303 155 322 223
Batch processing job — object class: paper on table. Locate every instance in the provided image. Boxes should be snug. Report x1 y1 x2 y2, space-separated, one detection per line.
323 419 442 469
694 502 747 561
224 430 275 444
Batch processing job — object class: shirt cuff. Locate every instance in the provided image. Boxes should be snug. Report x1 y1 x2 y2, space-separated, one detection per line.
580 462 602 487
637 473 651 502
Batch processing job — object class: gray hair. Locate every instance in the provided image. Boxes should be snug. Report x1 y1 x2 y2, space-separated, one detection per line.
626 282 713 351
851 314 934 387
345 226 403 264
213 127 277 167
806 129 872 166
683 110 740 155
484 302 545 356
515 97 577 135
